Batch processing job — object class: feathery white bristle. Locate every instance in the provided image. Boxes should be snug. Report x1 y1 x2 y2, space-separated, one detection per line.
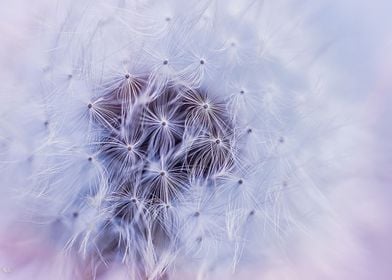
0 0 375 279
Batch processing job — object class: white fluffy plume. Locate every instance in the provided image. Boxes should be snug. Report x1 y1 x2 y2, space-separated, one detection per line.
1 0 390 280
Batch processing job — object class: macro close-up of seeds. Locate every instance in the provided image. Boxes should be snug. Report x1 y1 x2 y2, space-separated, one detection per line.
1 1 392 279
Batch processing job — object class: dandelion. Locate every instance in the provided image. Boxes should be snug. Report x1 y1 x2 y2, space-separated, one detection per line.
0 0 354 279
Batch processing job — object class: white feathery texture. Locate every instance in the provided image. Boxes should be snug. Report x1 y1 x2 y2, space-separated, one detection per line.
1 0 384 279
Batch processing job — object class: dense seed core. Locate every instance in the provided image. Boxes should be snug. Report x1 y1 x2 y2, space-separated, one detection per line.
93 77 235 201
88 76 237 263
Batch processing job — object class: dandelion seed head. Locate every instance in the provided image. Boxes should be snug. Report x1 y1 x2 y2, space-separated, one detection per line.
0 0 344 279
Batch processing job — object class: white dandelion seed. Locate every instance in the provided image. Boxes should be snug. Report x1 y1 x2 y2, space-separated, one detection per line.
0 0 388 280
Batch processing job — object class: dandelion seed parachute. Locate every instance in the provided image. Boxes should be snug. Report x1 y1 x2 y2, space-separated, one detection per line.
0 0 344 279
